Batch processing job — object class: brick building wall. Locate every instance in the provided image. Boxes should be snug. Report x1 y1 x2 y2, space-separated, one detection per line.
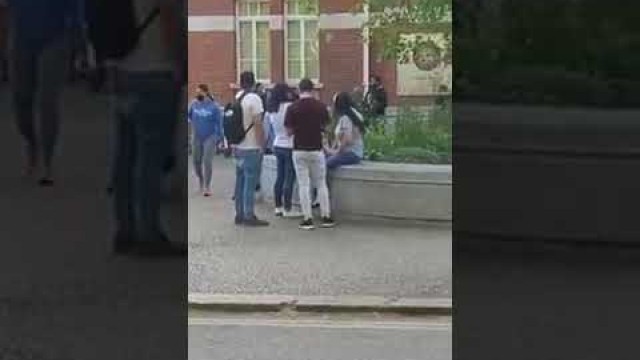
188 0 399 105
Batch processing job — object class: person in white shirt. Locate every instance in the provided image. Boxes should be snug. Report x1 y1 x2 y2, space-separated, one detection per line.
233 71 269 227
267 83 302 218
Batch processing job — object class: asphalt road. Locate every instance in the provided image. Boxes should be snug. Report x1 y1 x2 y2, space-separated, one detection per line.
189 313 452 360
188 157 452 298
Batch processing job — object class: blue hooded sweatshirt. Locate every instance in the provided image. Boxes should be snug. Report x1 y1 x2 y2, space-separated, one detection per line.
188 98 222 142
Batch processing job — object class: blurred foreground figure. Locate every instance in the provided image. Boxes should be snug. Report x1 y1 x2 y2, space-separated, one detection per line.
6 0 80 185
85 0 186 256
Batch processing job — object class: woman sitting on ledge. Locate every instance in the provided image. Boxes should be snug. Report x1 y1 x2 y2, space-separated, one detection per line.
325 92 366 170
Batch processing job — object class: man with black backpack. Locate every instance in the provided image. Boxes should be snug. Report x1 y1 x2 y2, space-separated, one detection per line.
224 71 269 227
86 0 187 256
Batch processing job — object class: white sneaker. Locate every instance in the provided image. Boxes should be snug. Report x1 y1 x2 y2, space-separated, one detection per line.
274 207 284 217
283 209 303 218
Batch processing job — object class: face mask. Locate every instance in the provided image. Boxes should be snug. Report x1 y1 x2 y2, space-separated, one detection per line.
196 95 205 101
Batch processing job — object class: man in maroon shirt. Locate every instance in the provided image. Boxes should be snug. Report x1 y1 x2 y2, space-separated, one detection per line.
285 78 336 230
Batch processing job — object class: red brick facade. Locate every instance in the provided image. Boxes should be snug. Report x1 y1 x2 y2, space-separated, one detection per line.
188 0 398 105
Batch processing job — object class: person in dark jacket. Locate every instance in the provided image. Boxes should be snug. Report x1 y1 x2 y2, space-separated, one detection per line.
364 74 388 117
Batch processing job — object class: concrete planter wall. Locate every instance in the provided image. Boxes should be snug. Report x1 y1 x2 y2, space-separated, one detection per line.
260 155 452 222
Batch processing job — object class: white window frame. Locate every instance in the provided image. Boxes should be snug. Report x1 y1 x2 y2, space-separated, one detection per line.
236 0 271 84
284 0 320 84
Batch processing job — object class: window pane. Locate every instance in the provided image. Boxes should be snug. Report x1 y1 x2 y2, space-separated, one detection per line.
240 60 253 73
249 2 258 16
286 0 298 14
257 2 269 15
304 39 318 59
256 41 269 60
287 20 301 40
288 40 301 60
288 59 302 80
239 22 253 59
256 60 269 80
287 0 318 15
304 21 318 41
239 1 249 16
305 59 319 79
257 22 269 41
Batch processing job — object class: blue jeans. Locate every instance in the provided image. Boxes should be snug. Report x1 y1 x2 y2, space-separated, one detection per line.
326 151 362 170
274 147 296 210
234 148 261 220
112 71 179 241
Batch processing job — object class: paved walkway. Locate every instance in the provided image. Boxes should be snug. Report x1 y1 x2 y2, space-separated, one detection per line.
188 156 452 298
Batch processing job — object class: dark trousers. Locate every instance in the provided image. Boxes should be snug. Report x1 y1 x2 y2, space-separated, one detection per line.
112 71 179 241
274 147 296 210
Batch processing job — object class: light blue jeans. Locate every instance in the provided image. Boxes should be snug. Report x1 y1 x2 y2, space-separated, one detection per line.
112 70 179 241
326 150 362 170
234 148 261 220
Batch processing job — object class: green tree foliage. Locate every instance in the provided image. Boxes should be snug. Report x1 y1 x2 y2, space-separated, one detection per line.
363 0 451 62
300 0 452 62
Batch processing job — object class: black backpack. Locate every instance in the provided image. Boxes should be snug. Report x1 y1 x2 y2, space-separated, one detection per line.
85 0 160 61
223 92 255 145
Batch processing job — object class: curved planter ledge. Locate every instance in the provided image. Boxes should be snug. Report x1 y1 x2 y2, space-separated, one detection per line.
260 155 452 222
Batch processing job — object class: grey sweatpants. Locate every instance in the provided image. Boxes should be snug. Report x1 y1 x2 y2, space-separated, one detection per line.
192 135 217 189
8 31 69 169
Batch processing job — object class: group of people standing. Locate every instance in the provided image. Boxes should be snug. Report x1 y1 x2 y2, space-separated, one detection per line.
188 71 382 231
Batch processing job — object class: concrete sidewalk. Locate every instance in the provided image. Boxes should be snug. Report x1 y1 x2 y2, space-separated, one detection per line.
188 155 452 299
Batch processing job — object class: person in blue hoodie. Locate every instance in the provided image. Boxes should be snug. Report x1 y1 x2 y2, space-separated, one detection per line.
188 84 222 197
6 0 81 185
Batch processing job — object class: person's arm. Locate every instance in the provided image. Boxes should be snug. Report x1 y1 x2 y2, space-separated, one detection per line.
249 95 266 148
284 105 295 137
212 104 223 142
186 101 194 123
336 117 354 154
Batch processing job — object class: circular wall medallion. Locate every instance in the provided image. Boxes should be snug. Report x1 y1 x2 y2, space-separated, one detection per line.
412 40 442 71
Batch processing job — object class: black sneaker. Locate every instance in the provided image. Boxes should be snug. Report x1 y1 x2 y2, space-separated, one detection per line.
234 216 244 225
299 218 315 230
321 217 336 228
244 217 269 227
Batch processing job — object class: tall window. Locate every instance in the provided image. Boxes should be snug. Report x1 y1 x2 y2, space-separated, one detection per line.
237 0 271 82
286 0 319 82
